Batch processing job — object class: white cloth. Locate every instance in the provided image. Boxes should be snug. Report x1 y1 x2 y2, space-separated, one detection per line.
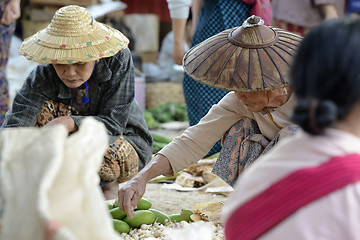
0 118 122 240
159 91 295 173
166 0 192 18
223 128 360 239
142 31 189 81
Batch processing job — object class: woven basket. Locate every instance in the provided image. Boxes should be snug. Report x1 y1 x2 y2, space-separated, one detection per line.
146 81 185 109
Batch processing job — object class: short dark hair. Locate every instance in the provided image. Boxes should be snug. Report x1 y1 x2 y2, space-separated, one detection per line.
290 16 360 135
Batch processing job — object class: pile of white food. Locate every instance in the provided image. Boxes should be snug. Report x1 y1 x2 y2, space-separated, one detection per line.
118 220 224 240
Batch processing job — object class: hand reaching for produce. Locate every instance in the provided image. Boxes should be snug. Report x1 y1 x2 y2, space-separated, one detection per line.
117 174 147 218
118 154 174 218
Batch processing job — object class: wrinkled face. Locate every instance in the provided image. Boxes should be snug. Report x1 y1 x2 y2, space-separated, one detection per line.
235 91 269 112
52 61 96 88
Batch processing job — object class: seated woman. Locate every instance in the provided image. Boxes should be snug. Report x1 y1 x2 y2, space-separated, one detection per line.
118 16 302 217
223 16 360 239
1 5 153 200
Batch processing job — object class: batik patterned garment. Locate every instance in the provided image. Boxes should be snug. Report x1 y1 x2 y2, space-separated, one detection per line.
212 118 299 186
0 0 15 125
36 100 139 185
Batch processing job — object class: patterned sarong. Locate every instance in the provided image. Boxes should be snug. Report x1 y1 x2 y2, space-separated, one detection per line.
36 100 139 184
212 118 299 186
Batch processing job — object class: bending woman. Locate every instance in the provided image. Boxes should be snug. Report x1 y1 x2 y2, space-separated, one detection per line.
118 16 301 217
1 5 153 200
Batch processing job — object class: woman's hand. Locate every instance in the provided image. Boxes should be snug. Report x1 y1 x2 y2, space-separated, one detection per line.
117 154 173 218
173 41 185 65
117 173 147 218
44 116 78 133
1 0 21 25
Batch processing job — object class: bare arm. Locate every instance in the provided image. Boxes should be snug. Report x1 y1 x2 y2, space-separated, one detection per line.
171 18 187 65
1 0 21 25
118 154 173 218
191 0 204 35
318 4 339 20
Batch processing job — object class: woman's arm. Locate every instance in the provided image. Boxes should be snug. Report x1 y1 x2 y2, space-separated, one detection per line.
171 18 187 65
191 0 204 35
167 0 192 65
118 92 253 217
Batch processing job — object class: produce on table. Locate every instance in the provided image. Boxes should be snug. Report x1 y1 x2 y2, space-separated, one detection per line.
148 171 182 183
108 197 224 239
150 131 172 153
168 213 182 223
113 219 130 233
123 210 156 228
107 202 115 210
180 209 194 222
149 209 171 224
144 102 188 129
109 207 126 220
144 111 161 129
136 197 152 210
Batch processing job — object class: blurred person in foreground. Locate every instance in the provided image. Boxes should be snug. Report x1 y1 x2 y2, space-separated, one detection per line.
167 0 272 156
223 16 360 240
0 0 21 125
1 5 152 200
118 16 302 218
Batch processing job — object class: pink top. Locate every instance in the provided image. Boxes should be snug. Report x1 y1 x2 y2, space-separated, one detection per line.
223 128 360 239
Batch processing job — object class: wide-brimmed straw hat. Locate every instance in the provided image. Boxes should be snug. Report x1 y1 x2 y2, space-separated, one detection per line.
19 5 129 64
183 16 303 92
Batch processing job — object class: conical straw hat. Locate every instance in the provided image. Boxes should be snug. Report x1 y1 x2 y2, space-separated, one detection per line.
183 16 303 92
19 5 129 64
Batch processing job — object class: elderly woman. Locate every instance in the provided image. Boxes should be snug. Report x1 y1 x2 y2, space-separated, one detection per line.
118 16 302 217
223 16 360 239
1 5 153 199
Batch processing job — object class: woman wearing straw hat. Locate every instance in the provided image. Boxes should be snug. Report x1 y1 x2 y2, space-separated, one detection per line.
1 5 153 199
167 0 272 157
223 16 360 240
118 16 302 218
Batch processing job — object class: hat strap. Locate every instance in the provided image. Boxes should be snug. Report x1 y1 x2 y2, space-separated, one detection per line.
70 61 96 107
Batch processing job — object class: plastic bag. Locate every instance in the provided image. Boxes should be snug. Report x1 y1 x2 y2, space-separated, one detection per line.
0 117 122 240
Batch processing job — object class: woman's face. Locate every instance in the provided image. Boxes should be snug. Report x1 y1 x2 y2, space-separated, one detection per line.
235 91 269 112
52 61 96 88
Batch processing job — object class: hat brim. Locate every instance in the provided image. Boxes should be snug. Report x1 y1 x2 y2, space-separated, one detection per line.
19 22 129 64
183 27 302 92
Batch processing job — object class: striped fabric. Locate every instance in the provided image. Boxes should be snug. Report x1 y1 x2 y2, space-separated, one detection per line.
225 153 360 240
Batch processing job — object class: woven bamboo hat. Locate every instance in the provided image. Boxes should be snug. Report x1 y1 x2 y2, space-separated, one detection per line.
19 5 129 64
183 16 303 92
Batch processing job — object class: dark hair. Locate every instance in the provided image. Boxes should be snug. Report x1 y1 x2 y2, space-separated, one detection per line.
290 16 360 135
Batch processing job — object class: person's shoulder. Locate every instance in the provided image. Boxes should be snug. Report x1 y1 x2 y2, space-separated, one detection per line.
103 48 132 68
27 64 56 82
111 48 131 61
